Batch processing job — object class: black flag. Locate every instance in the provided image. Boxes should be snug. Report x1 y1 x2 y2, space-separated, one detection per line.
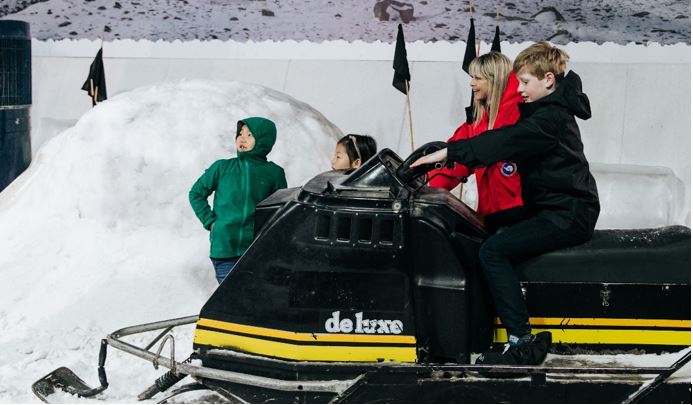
463 19 477 123
392 24 411 95
462 18 476 74
491 25 501 52
81 47 107 106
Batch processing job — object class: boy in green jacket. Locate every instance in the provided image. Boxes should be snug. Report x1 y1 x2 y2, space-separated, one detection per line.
189 117 287 283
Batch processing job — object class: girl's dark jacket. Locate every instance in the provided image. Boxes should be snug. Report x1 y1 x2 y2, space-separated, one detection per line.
448 71 600 238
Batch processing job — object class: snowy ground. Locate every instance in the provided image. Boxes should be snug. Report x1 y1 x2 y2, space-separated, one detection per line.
0 80 342 402
0 4 690 397
0 79 690 403
1 0 690 45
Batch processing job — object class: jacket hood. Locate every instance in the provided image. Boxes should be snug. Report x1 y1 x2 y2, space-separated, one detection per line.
236 117 277 159
465 73 524 125
494 73 524 128
546 70 591 120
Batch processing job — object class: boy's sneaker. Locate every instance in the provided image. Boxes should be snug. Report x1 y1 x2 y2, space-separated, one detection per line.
475 331 552 367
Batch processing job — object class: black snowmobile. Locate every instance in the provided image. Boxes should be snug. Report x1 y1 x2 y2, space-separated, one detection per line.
33 143 691 403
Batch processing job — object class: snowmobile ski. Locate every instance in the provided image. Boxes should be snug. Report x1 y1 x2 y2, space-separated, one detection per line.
31 339 109 403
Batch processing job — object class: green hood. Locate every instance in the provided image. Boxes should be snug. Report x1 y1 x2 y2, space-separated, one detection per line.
236 117 277 159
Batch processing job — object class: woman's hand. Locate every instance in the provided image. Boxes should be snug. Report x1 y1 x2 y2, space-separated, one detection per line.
409 148 448 168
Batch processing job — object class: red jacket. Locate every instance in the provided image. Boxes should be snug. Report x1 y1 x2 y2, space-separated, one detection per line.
428 74 523 217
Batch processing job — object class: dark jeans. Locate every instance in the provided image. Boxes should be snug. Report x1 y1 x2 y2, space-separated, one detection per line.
478 216 587 338
211 257 240 284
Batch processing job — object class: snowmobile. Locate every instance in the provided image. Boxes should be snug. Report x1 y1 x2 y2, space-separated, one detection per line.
33 142 691 403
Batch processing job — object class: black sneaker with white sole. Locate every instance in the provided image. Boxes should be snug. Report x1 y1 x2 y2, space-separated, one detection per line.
475 331 552 367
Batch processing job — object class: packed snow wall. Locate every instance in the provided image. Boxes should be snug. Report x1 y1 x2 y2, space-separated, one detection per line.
0 79 345 402
27 40 691 228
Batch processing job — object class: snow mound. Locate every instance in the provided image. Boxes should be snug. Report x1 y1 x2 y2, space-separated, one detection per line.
592 163 688 229
0 80 341 402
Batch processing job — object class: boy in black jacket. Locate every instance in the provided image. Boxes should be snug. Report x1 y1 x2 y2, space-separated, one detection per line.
410 42 600 366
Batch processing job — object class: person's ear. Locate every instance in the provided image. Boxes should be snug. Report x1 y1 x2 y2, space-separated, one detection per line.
544 72 556 89
350 159 361 169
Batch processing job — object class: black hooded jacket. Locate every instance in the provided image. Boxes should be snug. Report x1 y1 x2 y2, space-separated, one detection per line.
448 71 600 238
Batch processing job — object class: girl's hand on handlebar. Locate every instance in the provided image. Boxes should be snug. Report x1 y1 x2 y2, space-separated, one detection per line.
409 148 448 168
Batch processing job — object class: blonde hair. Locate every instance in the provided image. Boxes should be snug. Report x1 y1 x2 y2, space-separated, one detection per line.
513 41 569 78
469 52 512 130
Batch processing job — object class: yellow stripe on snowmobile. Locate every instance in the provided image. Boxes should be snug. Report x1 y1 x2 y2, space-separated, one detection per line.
493 328 691 346
197 318 416 344
493 317 691 328
194 328 417 362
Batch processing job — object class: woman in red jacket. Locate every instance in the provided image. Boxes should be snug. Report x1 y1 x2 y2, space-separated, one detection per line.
428 52 524 232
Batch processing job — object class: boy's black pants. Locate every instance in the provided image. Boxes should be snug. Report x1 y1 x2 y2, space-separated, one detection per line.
478 216 588 339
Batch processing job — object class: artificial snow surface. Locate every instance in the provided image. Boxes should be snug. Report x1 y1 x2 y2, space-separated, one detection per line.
0 80 689 403
0 80 341 402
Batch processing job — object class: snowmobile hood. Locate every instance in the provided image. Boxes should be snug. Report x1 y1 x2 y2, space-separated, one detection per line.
236 117 277 160
520 70 591 121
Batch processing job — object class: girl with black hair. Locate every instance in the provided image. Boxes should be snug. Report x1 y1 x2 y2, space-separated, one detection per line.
330 134 378 170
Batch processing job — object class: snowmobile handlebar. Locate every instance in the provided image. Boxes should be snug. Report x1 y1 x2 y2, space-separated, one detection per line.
396 141 448 187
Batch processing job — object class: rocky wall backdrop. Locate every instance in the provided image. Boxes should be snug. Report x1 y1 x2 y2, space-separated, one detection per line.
1 0 689 45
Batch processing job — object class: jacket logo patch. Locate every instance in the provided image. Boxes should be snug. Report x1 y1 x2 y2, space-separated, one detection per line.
500 162 517 177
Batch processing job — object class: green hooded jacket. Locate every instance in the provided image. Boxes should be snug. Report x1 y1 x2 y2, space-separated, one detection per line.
189 117 287 259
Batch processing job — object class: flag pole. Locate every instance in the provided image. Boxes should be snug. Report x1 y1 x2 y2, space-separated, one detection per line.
405 80 414 152
491 6 502 53
392 24 414 152
460 0 476 199
93 25 106 106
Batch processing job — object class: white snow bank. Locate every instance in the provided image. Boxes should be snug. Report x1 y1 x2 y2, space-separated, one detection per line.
0 80 341 402
449 162 689 229
0 79 688 403
591 163 689 229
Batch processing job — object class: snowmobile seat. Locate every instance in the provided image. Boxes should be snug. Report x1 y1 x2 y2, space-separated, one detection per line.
517 225 690 284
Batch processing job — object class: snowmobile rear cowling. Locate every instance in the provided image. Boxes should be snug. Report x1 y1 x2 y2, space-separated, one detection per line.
193 148 690 366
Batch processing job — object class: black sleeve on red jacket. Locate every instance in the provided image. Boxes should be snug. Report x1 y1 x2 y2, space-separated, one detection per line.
448 106 560 168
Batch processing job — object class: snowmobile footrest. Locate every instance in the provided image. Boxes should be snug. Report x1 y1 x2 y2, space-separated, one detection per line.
31 340 110 403
31 367 95 403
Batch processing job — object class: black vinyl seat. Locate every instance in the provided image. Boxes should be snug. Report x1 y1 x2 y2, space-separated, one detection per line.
517 225 691 284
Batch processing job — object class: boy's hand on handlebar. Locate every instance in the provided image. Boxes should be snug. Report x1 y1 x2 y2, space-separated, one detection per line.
410 148 448 168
